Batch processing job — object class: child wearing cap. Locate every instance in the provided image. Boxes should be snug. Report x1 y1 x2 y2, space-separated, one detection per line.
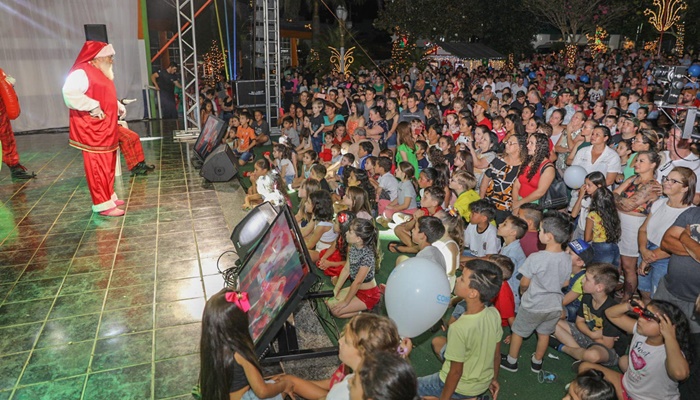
563 239 595 322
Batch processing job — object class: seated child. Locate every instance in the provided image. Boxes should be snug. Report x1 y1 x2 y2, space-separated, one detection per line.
198 289 293 400
279 115 300 147
223 114 240 145
462 199 501 260
319 132 335 163
389 186 446 254
450 171 480 222
375 157 399 212
301 189 337 262
294 178 320 226
242 159 287 210
564 370 616 400
292 150 318 189
418 259 503 400
341 186 373 221
578 300 691 400
233 111 256 166
310 163 332 193
563 239 595 322
395 216 448 274
380 162 418 221
284 314 403 400
317 211 355 279
550 263 627 369
486 254 517 343
515 203 544 257
266 144 295 186
436 210 465 291
501 212 573 374
353 352 418 400
327 218 381 318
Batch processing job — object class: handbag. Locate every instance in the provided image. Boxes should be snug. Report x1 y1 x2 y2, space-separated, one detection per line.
539 163 569 210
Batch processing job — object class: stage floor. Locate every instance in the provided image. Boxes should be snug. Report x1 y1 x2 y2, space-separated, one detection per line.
0 120 336 400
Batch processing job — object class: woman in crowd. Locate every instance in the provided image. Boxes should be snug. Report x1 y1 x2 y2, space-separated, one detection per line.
512 133 555 212
480 134 527 224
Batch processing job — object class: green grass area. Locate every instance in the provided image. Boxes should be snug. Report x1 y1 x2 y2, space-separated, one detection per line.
247 143 578 399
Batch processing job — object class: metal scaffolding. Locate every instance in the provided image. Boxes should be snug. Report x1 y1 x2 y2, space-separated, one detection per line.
176 0 201 134
255 0 281 128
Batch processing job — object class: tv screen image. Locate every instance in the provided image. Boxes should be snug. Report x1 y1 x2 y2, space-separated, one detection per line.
236 210 311 345
194 115 227 161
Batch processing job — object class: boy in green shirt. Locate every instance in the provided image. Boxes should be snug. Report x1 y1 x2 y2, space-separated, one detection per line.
417 259 503 400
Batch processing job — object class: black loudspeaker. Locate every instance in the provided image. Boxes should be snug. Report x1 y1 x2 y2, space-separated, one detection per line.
200 144 238 182
84 24 108 43
235 80 266 107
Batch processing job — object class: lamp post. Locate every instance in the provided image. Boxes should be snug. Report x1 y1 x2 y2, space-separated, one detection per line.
336 5 347 75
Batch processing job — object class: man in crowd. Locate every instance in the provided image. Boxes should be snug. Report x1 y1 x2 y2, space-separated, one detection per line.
151 63 181 119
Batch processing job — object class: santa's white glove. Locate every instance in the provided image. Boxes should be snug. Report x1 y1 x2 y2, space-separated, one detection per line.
90 106 105 119
120 98 137 105
117 101 126 118
5 75 16 86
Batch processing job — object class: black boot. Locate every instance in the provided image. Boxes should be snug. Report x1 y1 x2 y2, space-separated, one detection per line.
130 163 149 176
10 164 36 179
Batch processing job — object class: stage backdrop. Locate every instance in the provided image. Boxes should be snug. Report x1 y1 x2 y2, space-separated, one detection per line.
0 0 144 132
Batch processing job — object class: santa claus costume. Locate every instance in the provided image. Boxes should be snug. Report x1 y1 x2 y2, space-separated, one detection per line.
0 69 35 179
62 41 125 216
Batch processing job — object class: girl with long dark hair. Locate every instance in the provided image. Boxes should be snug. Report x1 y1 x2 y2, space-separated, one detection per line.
585 187 622 266
512 133 555 212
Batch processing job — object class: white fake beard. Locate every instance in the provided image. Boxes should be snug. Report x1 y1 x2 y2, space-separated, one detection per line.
95 60 114 81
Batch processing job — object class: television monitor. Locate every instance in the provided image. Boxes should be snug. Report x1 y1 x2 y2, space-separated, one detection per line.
235 205 319 355
230 202 279 263
194 115 227 161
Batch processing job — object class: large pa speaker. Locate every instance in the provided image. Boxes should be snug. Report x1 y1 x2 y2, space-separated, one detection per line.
200 144 237 182
84 24 108 43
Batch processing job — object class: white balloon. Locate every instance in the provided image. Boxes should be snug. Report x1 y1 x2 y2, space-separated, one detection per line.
385 257 451 338
564 165 587 189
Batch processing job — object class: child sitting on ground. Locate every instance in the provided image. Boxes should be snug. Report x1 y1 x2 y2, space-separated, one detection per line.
319 132 335 163
563 239 595 322
327 218 381 318
301 190 337 262
564 370 616 400
233 111 256 166
341 186 373 221
310 163 332 193
486 254 517 341
292 150 318 189
415 140 429 170
242 159 286 210
450 170 481 222
375 157 399 215
550 263 627 369
284 314 404 400
317 211 355 279
418 259 503 400
395 216 447 274
265 144 295 186
380 162 418 222
279 115 300 147
223 114 240 145
389 186 446 254
462 199 501 260
501 212 573 374
294 178 320 226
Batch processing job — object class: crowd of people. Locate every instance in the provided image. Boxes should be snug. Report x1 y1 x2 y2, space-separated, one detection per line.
202 48 700 400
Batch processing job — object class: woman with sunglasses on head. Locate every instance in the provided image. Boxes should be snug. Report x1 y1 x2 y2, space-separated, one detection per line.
577 299 691 400
637 167 696 305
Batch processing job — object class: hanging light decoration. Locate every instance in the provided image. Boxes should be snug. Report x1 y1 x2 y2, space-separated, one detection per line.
586 26 608 57
566 44 577 69
644 0 687 56
675 23 685 54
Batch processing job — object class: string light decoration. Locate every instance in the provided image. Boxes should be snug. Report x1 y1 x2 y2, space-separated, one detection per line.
201 40 225 87
644 40 658 53
328 45 356 75
586 26 609 57
675 23 685 54
644 0 687 55
508 53 514 71
566 44 577 69
391 27 415 71
623 38 636 50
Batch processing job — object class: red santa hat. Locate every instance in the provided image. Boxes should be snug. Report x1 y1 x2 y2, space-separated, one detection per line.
69 41 113 71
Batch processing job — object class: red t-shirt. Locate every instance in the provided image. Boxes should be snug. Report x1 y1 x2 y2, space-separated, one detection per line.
492 282 515 327
517 160 552 199
520 231 543 257
476 116 492 130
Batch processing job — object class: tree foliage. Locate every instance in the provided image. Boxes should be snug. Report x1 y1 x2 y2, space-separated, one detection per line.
374 0 538 56
523 0 630 43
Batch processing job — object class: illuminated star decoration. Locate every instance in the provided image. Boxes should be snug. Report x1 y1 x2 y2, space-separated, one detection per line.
586 27 608 57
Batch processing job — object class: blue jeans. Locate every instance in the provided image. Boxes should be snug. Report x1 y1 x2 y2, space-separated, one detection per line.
241 382 284 400
591 242 620 267
565 300 581 322
417 372 487 399
637 241 670 295
311 134 323 154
